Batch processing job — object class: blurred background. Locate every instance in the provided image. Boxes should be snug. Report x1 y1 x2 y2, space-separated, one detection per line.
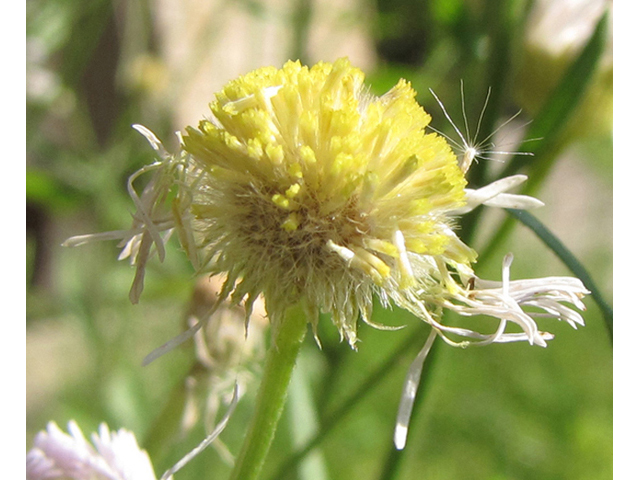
26 0 612 479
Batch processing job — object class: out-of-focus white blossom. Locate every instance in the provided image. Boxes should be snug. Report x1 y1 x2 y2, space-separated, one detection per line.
27 387 239 480
26 421 158 480
517 0 612 136
526 0 611 60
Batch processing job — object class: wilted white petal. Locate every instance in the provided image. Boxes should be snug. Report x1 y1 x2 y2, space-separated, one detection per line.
520 297 586 328
482 192 545 210
486 331 554 343
431 255 588 348
62 230 139 247
452 174 534 214
394 329 438 450
118 235 141 262
126 164 168 262
133 124 170 159
63 125 187 302
159 384 239 480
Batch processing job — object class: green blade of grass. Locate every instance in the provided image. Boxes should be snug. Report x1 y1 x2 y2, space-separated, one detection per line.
500 9 610 181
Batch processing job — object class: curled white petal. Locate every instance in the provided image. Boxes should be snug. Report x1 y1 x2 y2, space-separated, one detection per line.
452 175 543 214
133 124 170 160
434 254 588 348
394 328 438 450
159 384 239 480
62 230 141 248
482 192 545 210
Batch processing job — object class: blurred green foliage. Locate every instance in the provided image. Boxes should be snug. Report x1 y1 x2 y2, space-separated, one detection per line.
26 0 612 479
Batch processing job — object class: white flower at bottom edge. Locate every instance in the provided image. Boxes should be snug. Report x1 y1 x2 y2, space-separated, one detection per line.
26 421 159 480
27 388 238 480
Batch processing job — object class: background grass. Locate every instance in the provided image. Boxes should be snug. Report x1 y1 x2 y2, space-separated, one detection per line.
26 0 612 479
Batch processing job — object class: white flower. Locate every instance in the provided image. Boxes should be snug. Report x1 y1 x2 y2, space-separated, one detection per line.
526 0 611 59
27 387 238 480
26 421 158 480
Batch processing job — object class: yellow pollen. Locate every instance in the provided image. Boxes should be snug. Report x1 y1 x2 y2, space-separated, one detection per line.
266 144 284 165
282 213 300 231
286 184 301 198
271 194 290 209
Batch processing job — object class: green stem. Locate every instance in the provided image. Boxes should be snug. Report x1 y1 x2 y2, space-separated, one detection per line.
228 302 308 480
268 325 424 480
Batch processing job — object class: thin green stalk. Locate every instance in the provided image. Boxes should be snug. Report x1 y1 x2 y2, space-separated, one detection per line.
290 0 313 65
287 350 329 480
228 302 308 480
268 327 424 480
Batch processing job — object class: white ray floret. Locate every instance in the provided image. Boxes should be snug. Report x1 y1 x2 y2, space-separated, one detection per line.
394 328 438 450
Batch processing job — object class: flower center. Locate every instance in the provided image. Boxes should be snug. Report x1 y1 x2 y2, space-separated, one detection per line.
234 183 368 283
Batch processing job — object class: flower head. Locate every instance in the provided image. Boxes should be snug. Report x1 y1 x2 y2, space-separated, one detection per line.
180 58 474 345
26 421 158 480
65 58 588 354
27 397 239 480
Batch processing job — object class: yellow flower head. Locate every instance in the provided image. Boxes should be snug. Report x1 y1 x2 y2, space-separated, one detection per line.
63 58 592 457
180 58 471 345
65 58 587 354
